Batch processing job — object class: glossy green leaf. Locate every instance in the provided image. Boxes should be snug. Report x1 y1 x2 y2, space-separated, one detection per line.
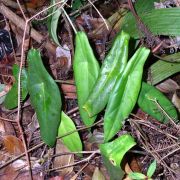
58 111 82 152
73 31 100 126
104 47 150 142
84 31 130 117
100 134 136 166
27 49 61 147
138 82 178 124
128 172 146 180
148 60 180 85
4 64 28 109
47 0 61 46
147 160 157 178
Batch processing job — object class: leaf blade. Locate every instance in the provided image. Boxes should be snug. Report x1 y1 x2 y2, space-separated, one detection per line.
147 160 157 178
84 31 130 117
138 82 178 123
100 134 136 167
104 47 150 142
27 49 61 147
58 112 82 153
4 64 28 109
73 31 100 126
47 0 61 46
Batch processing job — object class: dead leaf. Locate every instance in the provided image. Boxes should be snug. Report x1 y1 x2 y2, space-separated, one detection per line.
0 120 16 136
60 83 76 99
0 165 19 180
156 78 180 93
172 89 180 112
49 176 64 180
54 140 74 176
92 167 106 180
3 135 25 155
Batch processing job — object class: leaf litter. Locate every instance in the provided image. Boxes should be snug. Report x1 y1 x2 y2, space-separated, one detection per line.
0 0 179 179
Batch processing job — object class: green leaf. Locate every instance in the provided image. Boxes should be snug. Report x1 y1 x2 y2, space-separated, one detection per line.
158 52 180 63
138 82 178 124
147 160 157 178
72 0 84 11
27 49 61 147
104 47 150 142
58 111 82 153
100 134 136 167
84 31 130 117
148 60 180 85
122 7 180 38
4 64 28 109
102 155 125 180
47 0 61 46
128 172 146 180
73 31 100 126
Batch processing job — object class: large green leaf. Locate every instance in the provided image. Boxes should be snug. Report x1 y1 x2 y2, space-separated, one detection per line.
100 134 136 167
47 0 61 46
138 82 178 123
84 31 130 117
27 49 61 147
104 47 150 142
148 60 180 85
58 111 82 152
73 31 100 126
122 7 180 38
4 64 28 109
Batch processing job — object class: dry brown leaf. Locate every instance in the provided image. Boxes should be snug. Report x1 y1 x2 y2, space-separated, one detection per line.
60 83 76 99
54 140 74 176
92 167 106 180
0 120 6 134
172 89 180 112
0 165 19 180
3 135 25 156
156 78 179 93
49 176 64 180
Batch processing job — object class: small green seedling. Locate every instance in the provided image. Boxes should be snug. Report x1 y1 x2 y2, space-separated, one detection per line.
128 160 157 180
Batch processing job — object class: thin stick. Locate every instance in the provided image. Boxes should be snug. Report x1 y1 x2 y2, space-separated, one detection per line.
0 119 103 169
16 1 32 179
149 98 178 127
47 150 99 172
62 7 77 34
87 0 109 31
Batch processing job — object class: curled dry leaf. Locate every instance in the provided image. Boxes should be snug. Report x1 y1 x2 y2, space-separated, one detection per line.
3 135 25 156
156 78 180 93
54 140 74 176
172 89 180 112
60 82 76 99
56 45 71 70
28 113 39 133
